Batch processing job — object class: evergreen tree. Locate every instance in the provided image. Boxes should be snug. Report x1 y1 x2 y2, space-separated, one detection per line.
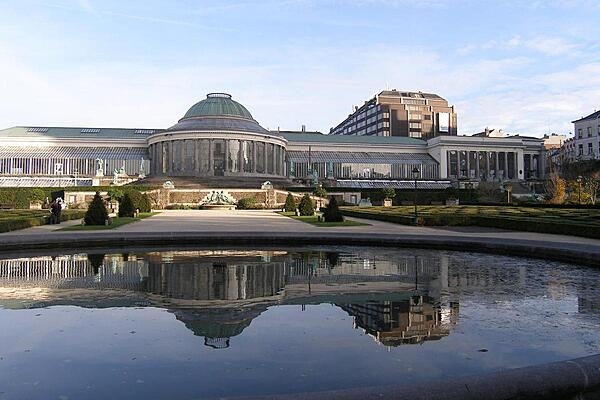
284 193 296 212
298 194 315 216
323 196 344 222
84 192 108 225
313 185 327 198
118 193 135 217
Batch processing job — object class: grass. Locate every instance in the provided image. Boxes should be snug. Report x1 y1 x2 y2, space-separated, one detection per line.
59 212 157 231
340 205 600 238
279 211 369 227
0 209 86 233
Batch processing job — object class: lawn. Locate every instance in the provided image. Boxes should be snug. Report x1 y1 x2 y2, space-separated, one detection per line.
0 209 85 233
279 212 369 227
59 212 157 231
340 206 600 238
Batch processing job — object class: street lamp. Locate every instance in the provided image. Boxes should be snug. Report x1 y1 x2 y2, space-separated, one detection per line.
577 175 583 205
412 166 420 225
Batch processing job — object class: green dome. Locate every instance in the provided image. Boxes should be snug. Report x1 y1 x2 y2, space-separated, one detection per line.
183 93 253 120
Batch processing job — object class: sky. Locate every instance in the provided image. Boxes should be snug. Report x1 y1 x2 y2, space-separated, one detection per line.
1 0 599 137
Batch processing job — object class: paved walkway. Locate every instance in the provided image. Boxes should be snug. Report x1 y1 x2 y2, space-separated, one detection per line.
1 210 599 265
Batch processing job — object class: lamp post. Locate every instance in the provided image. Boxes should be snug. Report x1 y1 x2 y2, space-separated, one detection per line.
577 175 583 205
412 166 420 225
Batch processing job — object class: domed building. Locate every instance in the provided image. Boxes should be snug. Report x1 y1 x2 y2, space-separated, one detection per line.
148 93 286 179
0 90 546 195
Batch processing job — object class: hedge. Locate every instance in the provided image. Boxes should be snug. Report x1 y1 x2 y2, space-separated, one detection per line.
0 210 86 233
341 207 600 239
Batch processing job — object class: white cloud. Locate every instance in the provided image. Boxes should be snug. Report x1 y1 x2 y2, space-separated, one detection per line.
0 30 598 139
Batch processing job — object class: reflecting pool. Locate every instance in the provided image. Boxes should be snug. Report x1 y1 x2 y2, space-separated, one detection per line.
0 247 599 399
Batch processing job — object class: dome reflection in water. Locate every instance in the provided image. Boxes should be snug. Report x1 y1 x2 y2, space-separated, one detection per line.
0 247 598 400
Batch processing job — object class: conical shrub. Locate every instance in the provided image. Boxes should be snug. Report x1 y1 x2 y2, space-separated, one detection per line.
323 196 344 222
84 192 108 225
298 194 314 216
118 193 135 217
284 193 296 212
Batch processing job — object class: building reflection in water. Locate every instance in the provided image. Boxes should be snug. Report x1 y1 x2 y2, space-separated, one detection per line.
3 249 595 349
339 296 459 347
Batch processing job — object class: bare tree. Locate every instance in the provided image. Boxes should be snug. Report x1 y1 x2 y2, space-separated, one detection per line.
585 171 600 205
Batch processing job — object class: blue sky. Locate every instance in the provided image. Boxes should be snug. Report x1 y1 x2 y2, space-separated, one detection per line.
1 0 599 137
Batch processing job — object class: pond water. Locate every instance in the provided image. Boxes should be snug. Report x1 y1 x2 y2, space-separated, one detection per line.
0 247 599 399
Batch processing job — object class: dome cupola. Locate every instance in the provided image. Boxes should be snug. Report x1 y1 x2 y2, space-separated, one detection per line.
182 93 253 120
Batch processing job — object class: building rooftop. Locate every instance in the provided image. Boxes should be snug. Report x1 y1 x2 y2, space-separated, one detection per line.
0 126 161 140
281 132 426 146
182 93 253 120
572 110 600 123
168 93 272 135
378 90 445 101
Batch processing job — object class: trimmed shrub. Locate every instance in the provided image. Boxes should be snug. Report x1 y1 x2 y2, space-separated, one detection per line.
323 196 344 222
128 190 151 212
118 193 135 217
284 193 297 212
237 197 257 210
298 194 315 216
84 192 109 225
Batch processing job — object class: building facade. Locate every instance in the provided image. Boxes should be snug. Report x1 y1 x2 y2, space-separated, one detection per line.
329 90 457 139
0 92 545 189
572 110 600 161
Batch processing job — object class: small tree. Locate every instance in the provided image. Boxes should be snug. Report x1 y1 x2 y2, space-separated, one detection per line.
118 193 135 217
84 192 108 225
313 185 327 198
323 196 344 222
298 194 315 216
381 188 396 204
284 193 296 212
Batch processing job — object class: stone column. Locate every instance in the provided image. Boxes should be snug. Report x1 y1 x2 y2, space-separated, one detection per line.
264 143 268 175
504 152 508 179
252 142 257 173
457 151 462 178
495 152 499 180
224 140 229 174
466 151 470 178
485 152 490 180
238 140 244 174
208 140 214 176
194 140 199 173
475 151 480 179
169 141 175 174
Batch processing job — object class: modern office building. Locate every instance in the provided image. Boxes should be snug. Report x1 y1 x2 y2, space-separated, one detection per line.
329 90 457 139
0 92 545 190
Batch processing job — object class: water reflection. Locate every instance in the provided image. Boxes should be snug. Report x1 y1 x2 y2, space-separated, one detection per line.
340 296 459 346
0 248 598 350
